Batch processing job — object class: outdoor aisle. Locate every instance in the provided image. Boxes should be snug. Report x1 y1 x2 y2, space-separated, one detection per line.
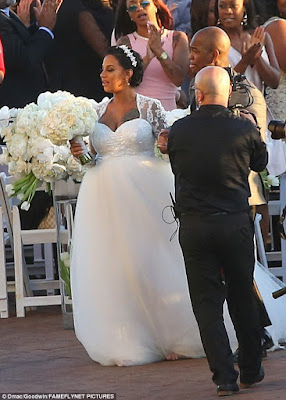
1 304 286 399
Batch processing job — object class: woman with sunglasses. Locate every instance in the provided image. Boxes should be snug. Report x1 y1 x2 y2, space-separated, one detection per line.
114 0 189 110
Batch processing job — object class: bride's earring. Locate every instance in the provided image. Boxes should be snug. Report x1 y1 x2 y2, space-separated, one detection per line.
217 18 221 26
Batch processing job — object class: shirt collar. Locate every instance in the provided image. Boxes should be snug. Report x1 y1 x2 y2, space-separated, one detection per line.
0 7 10 17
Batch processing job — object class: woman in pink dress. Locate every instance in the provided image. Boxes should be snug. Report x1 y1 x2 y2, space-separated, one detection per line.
114 0 189 110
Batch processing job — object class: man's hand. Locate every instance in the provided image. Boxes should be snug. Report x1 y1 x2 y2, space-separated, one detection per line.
17 0 33 28
34 0 63 31
157 129 169 154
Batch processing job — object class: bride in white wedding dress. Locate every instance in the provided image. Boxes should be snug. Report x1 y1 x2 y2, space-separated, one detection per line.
70 46 286 367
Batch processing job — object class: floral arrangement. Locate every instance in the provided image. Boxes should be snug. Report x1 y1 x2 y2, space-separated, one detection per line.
0 91 98 210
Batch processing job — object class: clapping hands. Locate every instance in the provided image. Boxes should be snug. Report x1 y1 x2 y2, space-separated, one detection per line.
17 0 33 27
147 22 164 58
34 0 63 31
241 26 265 67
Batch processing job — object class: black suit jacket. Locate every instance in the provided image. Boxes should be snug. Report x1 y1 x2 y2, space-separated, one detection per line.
0 11 53 108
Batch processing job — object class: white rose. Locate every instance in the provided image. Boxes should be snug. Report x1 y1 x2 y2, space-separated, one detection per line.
20 201 30 211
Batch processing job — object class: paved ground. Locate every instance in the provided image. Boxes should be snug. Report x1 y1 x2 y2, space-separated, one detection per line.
1 305 286 400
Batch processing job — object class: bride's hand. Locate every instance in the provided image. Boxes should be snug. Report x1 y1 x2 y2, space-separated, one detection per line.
70 139 84 158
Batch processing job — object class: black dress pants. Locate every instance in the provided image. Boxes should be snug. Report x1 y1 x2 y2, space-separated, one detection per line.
179 212 262 385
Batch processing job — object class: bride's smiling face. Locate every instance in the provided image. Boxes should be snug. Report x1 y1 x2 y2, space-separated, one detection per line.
100 55 133 93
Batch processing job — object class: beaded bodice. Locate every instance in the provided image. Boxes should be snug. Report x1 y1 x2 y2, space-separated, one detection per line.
90 94 167 159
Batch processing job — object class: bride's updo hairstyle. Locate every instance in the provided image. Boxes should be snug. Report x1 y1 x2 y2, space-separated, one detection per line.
105 46 144 87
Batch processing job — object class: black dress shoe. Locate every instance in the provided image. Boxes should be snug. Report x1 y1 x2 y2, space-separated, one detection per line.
217 383 239 397
240 366 265 388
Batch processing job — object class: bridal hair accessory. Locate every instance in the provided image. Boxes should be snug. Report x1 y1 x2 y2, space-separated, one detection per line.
117 45 137 67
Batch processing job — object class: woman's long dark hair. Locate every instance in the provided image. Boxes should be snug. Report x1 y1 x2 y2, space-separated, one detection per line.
114 0 173 40
264 0 281 19
214 0 259 31
190 0 211 36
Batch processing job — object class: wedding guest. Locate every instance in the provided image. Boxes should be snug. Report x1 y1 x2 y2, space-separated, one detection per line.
214 0 280 92
43 0 88 95
77 0 114 101
163 0 192 35
114 0 189 110
190 0 216 36
0 0 62 108
168 65 267 397
264 0 286 121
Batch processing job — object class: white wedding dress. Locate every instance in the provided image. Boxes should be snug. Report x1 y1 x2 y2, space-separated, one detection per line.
71 94 286 366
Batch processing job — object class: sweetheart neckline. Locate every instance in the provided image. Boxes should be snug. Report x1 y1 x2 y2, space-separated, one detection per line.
97 118 148 133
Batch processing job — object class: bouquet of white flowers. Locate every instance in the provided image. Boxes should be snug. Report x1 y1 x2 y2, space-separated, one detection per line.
0 91 98 210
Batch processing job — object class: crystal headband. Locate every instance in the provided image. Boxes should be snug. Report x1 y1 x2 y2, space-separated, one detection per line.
117 45 137 67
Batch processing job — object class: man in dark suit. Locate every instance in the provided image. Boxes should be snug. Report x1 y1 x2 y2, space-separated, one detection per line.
0 0 62 108
168 66 268 397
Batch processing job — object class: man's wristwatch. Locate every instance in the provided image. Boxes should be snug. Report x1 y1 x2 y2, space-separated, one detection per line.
158 51 168 61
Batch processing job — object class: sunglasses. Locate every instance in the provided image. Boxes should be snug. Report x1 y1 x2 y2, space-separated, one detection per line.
127 1 151 12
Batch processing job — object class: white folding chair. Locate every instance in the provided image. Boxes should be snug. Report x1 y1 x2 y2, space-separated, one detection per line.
0 172 62 317
0 209 8 317
12 205 61 316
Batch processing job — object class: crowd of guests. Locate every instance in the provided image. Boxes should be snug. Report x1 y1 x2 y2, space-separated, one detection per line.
0 0 285 116
0 0 285 266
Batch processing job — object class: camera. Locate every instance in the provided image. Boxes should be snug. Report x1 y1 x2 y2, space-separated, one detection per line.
268 120 286 140
224 67 254 111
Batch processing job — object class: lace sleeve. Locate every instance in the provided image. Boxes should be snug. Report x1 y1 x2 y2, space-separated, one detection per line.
137 94 169 138
94 97 110 119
